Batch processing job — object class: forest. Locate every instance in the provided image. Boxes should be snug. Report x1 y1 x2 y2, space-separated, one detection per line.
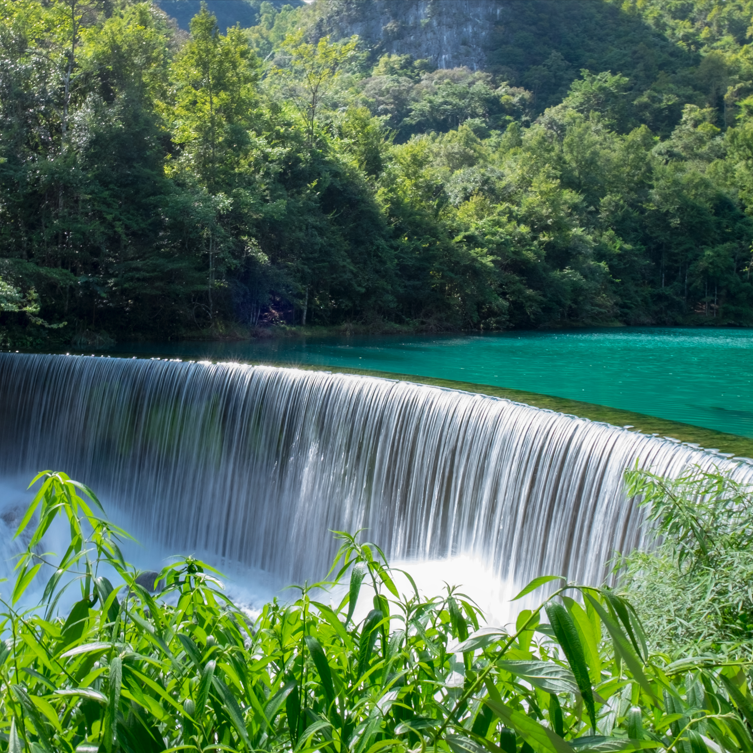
3 0 753 346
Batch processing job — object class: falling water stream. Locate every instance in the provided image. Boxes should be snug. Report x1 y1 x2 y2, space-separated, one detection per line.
0 353 751 616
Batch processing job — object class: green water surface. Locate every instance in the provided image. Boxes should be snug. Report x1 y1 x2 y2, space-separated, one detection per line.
111 327 753 438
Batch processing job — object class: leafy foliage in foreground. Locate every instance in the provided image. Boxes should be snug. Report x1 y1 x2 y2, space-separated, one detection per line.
2 472 753 753
619 467 753 661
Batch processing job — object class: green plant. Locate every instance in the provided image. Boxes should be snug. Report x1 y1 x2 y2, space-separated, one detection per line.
1 471 753 752
618 466 753 660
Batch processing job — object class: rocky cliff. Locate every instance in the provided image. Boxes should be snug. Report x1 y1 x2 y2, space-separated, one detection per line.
307 0 507 70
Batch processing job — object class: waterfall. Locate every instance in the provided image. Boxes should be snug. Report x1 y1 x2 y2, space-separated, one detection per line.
0 353 750 596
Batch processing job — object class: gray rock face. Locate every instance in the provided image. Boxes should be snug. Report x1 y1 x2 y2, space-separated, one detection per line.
135 571 164 593
309 0 507 70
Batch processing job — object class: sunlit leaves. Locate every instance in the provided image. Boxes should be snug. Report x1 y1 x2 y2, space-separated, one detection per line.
620 467 753 660
274 30 359 145
546 601 597 731
1 470 753 753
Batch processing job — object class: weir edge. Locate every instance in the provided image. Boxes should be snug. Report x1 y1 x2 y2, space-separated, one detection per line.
34 351 752 459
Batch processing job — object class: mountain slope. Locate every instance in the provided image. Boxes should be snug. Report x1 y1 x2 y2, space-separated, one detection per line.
155 0 302 32
303 0 707 118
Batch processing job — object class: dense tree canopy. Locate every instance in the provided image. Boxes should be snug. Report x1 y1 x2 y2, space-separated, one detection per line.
1 0 753 346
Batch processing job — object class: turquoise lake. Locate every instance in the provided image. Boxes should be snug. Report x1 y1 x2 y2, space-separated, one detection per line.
111 327 753 438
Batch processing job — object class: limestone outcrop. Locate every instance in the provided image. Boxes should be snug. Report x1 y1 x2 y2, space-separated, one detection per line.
308 0 507 70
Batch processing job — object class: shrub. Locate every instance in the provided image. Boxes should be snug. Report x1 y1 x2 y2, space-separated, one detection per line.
618 466 753 660
1 471 752 752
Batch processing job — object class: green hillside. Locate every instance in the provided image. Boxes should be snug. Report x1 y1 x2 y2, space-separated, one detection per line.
304 0 753 131
487 0 753 124
1 0 753 347
155 0 303 33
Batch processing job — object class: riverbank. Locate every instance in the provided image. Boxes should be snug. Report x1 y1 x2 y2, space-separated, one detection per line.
179 318 753 343
13 314 753 354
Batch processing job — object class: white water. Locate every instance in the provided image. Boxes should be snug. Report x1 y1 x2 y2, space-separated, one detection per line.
0 353 750 618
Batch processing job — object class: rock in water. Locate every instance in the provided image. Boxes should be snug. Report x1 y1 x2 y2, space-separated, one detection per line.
135 571 164 593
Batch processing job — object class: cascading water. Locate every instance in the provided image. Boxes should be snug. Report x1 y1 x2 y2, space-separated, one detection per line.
0 353 751 607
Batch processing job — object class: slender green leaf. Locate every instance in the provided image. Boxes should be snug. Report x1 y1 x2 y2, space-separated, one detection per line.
57 598 92 651
293 720 333 753
12 685 54 751
30 694 64 733
499 660 578 695
550 694 565 737
197 659 216 712
563 597 601 686
452 628 506 653
212 675 251 746
501 729 517 753
603 593 646 662
585 595 658 703
687 731 708 753
627 707 643 741
719 673 753 730
0 639 10 667
447 734 490 753
55 687 108 703
512 576 565 602
14 479 49 539
569 737 660 751
348 562 367 624
129 611 179 669
266 678 297 721
311 601 350 645
373 562 399 599
105 656 122 753
546 601 596 731
9 718 22 753
449 597 469 643
485 699 575 753
357 609 383 679
12 562 42 605
61 642 112 659
395 717 439 735
305 635 337 713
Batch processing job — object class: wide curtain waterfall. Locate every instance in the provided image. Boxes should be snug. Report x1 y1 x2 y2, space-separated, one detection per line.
0 353 750 592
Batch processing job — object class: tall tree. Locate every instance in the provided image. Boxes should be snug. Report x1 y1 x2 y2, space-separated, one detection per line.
276 30 358 146
170 5 260 323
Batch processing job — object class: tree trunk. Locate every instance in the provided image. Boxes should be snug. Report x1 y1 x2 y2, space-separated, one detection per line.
209 84 216 188
208 231 215 324
302 286 309 327
61 0 78 141
684 266 688 302
58 0 77 264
